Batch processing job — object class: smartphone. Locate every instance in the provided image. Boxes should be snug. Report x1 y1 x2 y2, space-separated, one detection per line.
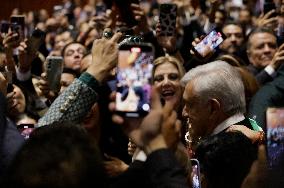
193 28 226 58
26 29 46 55
159 3 177 36
10 15 25 40
17 124 35 139
95 4 107 16
0 21 10 34
115 43 154 117
114 0 139 27
266 108 284 170
45 56 63 92
191 159 201 188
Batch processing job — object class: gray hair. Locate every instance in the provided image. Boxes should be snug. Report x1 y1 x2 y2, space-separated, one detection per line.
181 60 246 116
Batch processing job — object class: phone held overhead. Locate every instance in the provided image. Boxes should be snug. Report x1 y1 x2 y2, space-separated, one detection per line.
192 28 227 58
45 56 63 93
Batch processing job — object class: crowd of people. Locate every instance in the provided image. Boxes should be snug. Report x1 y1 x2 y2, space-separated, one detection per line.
0 0 284 187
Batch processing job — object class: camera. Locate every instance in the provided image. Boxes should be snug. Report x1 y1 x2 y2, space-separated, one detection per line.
119 35 143 46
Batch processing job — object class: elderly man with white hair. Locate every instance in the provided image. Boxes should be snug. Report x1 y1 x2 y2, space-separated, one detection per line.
181 60 263 145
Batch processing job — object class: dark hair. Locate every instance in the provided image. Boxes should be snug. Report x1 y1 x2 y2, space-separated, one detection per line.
247 27 277 50
196 131 257 188
61 41 86 57
3 122 106 188
62 67 80 78
222 21 245 38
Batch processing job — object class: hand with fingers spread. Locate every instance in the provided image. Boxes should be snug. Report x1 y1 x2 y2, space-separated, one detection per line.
255 9 278 29
104 155 129 177
86 30 122 82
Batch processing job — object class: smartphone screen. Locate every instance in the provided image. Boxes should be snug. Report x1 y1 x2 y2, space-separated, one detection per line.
115 43 154 117
191 159 201 188
194 29 226 58
17 124 35 139
159 3 177 36
266 108 284 169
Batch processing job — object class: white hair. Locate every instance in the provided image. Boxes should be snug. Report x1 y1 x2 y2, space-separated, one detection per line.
181 60 246 115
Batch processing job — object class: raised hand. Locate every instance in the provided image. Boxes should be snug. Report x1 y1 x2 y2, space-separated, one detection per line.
86 30 122 82
255 9 278 29
270 43 284 69
131 3 151 34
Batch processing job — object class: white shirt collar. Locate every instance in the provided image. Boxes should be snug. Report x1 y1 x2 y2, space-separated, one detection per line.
211 113 245 135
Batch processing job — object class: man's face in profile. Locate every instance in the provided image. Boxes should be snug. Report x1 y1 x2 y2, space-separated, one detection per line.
182 82 211 143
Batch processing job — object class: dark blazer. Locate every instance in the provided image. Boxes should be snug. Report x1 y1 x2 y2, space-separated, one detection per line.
248 65 284 130
111 149 188 188
246 64 274 86
0 92 24 176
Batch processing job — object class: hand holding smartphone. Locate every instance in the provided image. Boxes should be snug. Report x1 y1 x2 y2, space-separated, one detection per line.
26 28 46 55
159 3 177 36
10 15 25 40
45 56 63 92
115 43 154 117
192 28 226 58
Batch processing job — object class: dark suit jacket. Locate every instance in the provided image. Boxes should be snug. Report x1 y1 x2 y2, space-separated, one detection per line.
111 149 188 188
248 65 284 130
246 64 274 86
0 92 24 177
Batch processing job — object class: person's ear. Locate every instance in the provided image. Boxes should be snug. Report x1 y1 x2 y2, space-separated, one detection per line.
208 98 221 116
